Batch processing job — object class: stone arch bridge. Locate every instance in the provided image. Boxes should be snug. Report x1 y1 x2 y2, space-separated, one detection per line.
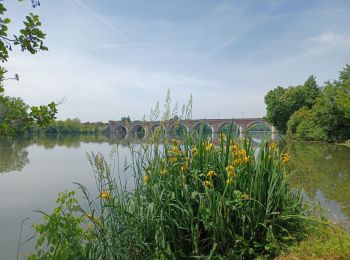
108 118 278 141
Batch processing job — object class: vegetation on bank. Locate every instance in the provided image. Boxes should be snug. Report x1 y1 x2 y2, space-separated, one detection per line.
43 118 107 134
0 103 107 136
265 64 350 142
0 95 57 136
279 218 350 259
28 129 308 259
342 139 350 148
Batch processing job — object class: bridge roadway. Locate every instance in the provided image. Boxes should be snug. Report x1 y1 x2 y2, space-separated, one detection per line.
108 118 278 141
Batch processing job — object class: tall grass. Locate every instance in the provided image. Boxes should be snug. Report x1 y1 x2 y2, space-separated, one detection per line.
29 128 305 259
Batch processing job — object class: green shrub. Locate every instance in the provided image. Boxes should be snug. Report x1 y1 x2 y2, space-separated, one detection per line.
287 107 327 141
28 191 92 259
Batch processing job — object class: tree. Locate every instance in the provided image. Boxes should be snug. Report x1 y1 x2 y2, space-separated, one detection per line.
302 75 321 108
336 64 350 119
264 76 321 134
264 86 287 133
285 65 350 142
0 0 57 136
0 0 47 74
0 96 30 135
287 107 326 141
121 116 131 123
312 67 350 141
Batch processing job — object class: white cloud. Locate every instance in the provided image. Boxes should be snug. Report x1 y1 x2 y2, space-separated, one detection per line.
308 32 350 47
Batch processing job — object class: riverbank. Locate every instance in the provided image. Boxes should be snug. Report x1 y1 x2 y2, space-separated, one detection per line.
341 140 350 148
279 221 350 259
289 138 350 150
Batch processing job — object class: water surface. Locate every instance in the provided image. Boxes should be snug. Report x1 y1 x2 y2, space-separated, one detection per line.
289 142 350 228
0 135 133 259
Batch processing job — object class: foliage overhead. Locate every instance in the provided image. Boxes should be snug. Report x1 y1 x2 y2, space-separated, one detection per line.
0 0 47 67
0 0 57 136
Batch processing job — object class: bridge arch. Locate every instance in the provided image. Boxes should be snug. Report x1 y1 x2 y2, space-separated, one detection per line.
168 123 188 137
246 121 271 132
218 121 239 134
192 122 212 136
131 124 146 139
149 124 166 137
114 124 128 139
245 121 272 141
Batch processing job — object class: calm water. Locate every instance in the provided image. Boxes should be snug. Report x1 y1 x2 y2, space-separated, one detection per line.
289 142 350 228
0 134 350 259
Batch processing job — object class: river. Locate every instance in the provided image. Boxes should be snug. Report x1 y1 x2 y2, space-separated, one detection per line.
0 134 349 259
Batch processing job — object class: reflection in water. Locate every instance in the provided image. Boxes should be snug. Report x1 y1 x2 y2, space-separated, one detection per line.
0 135 111 174
30 134 110 149
0 134 131 259
290 142 350 229
247 131 276 144
0 132 278 176
0 138 29 173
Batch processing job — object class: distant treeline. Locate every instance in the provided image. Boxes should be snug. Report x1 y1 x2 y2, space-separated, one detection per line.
0 95 107 136
0 94 108 137
43 118 108 134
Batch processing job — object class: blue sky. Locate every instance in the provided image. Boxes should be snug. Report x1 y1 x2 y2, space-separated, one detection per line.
4 0 350 121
